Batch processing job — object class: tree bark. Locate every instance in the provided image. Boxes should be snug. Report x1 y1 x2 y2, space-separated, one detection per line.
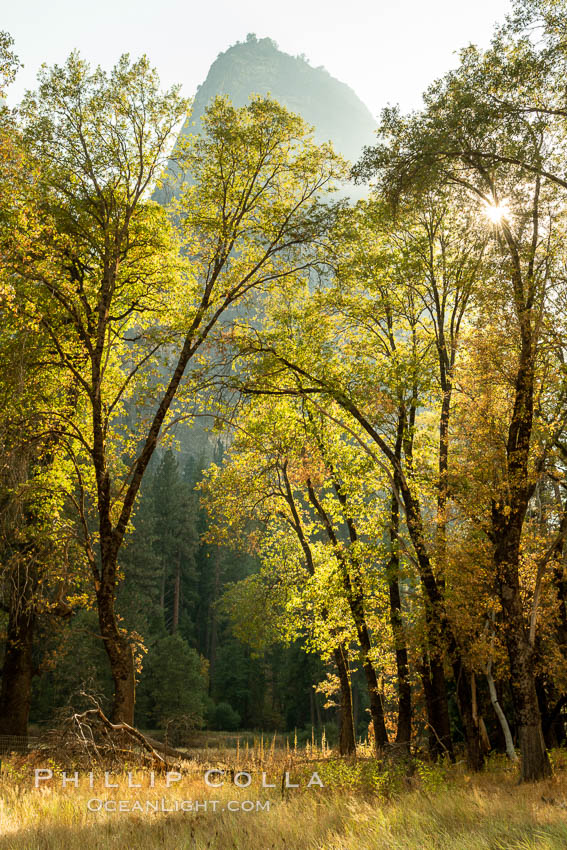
497 573 550 779
493 518 550 777
279 468 356 755
96 578 135 724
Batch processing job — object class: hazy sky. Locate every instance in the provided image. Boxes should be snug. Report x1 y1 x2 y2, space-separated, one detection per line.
4 0 514 117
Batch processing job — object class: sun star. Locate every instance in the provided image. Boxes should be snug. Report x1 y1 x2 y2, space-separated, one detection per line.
483 199 511 223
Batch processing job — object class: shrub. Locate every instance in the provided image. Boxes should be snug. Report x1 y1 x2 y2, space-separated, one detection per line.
211 701 241 731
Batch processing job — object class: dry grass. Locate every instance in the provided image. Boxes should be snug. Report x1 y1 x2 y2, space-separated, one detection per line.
2 749 567 849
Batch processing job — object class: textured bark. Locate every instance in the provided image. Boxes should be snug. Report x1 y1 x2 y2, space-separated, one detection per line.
97 579 135 725
436 381 452 596
518 722 550 781
500 590 550 780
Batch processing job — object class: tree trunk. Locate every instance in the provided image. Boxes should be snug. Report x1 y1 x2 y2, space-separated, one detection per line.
436 377 452 597
495 549 550 778
420 651 454 760
388 484 412 752
486 661 518 761
334 644 356 755
97 580 135 724
491 225 549 780
388 440 412 751
503 604 550 779
453 663 484 771
361 651 389 752
388 572 412 749
435 327 484 774
0 582 35 740
420 656 437 758
493 493 550 777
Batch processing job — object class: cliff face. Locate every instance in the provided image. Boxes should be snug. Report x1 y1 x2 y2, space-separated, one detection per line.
156 35 376 201
188 35 376 161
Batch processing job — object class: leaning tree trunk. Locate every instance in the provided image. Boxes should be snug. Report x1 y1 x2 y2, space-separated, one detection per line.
486 661 518 762
334 644 356 755
0 572 35 740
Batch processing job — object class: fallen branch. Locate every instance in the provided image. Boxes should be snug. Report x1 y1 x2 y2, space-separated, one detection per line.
66 706 187 768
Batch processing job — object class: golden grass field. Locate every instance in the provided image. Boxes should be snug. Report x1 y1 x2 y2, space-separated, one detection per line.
2 746 567 849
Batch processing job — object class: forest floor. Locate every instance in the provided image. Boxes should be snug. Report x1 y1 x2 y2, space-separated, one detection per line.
2 748 567 849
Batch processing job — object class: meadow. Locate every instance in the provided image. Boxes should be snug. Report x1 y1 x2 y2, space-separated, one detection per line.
2 745 567 849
